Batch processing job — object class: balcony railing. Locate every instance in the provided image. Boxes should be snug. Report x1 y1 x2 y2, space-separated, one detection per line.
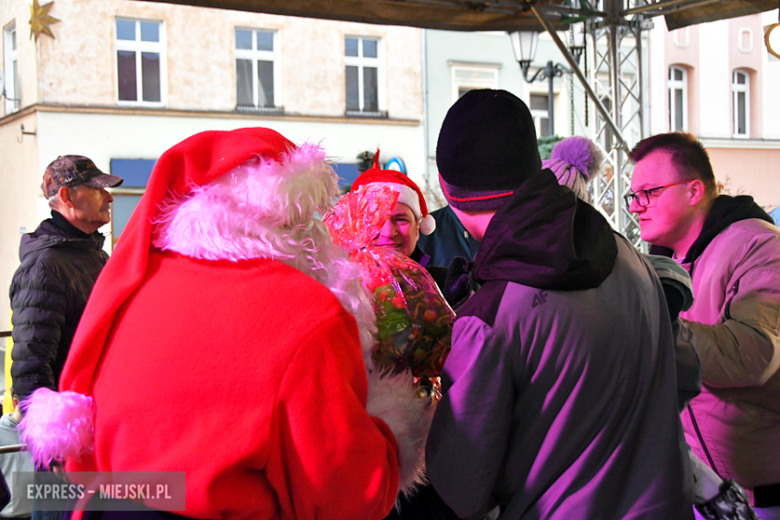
345 110 388 119
235 105 285 115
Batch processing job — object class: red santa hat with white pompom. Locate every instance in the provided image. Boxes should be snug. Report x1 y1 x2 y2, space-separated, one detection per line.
350 151 436 235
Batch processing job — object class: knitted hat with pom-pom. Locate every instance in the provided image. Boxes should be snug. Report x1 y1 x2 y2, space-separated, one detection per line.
542 136 603 203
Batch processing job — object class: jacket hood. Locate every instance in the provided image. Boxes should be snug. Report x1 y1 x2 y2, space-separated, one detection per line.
473 168 618 291
649 195 774 263
20 218 105 262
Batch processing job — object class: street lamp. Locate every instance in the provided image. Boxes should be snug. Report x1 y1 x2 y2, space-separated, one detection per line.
509 30 570 136
569 22 586 65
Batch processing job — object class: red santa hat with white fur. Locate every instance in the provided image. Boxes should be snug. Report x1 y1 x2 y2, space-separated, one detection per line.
350 151 436 235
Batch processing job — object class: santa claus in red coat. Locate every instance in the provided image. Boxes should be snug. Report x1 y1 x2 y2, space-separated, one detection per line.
20 127 432 520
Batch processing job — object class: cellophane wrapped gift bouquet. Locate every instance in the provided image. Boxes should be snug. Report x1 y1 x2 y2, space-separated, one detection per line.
324 185 454 383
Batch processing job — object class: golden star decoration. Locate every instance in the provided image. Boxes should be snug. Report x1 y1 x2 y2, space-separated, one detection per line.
29 0 60 42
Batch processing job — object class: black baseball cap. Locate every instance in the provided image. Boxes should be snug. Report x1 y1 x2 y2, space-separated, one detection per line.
42 155 124 198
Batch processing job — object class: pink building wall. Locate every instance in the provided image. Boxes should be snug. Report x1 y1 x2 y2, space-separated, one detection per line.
657 14 779 210
729 17 764 138
664 25 700 135
708 147 780 209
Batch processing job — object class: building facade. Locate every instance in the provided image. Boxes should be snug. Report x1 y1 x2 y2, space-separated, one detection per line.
1 0 426 316
648 10 780 209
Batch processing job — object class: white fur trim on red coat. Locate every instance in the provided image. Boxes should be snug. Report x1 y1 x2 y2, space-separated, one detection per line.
366 368 434 495
152 143 377 354
152 142 339 263
19 388 94 469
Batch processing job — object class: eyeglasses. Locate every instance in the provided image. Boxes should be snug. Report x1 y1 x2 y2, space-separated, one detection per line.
624 179 695 208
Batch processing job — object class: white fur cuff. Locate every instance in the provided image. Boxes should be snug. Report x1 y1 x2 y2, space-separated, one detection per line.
366 369 434 495
20 388 95 469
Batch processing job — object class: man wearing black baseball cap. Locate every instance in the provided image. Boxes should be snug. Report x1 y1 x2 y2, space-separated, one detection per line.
10 155 123 402
40 155 124 235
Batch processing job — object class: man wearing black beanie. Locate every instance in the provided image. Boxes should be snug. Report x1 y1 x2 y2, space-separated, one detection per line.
425 89 691 520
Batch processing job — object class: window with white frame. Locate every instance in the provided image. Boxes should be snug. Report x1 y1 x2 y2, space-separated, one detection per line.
235 29 280 111
3 22 19 114
108 159 156 251
529 93 550 137
345 36 384 116
450 64 499 102
668 66 688 132
115 18 164 104
732 69 749 138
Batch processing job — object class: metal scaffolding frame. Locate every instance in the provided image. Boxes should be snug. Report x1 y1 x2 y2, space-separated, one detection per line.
530 0 647 246
529 0 775 244
587 1 648 248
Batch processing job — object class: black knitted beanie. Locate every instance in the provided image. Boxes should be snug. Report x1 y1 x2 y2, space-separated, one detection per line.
436 89 541 211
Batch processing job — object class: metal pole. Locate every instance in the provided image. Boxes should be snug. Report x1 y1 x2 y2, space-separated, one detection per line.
610 25 625 230
636 22 646 139
0 444 26 454
547 61 555 135
528 2 628 147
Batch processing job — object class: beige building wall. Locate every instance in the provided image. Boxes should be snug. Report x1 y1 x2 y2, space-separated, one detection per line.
1 0 41 113
0 110 40 318
34 0 422 119
2 0 43 320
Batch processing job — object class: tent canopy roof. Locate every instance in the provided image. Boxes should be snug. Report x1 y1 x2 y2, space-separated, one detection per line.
143 0 778 32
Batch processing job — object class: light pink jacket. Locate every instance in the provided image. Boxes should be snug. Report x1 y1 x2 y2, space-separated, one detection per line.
678 218 780 498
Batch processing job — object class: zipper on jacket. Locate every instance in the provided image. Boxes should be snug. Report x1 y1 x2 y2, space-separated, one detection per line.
688 406 721 478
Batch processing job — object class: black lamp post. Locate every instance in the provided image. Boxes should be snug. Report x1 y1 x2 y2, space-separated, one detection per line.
510 28 583 136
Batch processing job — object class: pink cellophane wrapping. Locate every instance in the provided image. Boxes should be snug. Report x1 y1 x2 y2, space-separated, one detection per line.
324 185 454 378
326 185 399 290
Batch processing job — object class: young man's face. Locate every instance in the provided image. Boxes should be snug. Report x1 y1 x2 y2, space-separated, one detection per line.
628 149 696 250
373 202 420 258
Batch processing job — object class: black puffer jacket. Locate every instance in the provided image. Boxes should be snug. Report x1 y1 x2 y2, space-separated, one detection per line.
9 211 108 400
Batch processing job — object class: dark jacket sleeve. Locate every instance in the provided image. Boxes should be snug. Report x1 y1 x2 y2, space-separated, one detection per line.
10 258 69 400
426 315 513 519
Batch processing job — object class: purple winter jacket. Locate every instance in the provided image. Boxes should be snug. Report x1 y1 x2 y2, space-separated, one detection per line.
426 170 691 520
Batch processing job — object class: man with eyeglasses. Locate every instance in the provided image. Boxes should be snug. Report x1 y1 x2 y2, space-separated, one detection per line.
627 132 780 520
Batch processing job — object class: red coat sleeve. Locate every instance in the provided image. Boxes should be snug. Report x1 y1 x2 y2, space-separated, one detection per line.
266 312 400 520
